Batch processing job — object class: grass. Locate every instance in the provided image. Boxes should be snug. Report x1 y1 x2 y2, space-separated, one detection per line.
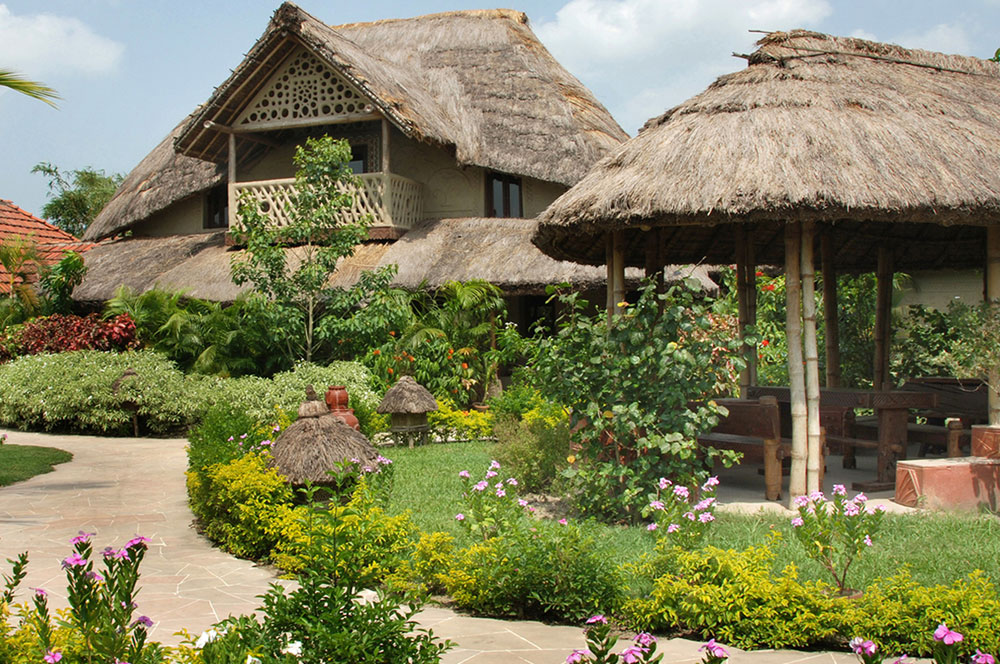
384 441 1000 590
0 443 72 486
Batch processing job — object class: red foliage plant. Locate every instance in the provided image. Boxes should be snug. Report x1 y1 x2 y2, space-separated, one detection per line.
14 313 138 356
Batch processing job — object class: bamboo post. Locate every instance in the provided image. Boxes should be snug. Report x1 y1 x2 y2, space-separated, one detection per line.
988 226 1000 424
227 133 237 228
786 222 807 501
821 234 841 387
605 231 626 321
873 248 894 390
801 222 822 493
736 226 751 398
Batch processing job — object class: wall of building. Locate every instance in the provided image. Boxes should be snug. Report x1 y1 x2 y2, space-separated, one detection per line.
896 269 983 312
130 194 207 236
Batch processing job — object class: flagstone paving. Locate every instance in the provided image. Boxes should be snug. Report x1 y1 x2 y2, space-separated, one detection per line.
0 428 883 663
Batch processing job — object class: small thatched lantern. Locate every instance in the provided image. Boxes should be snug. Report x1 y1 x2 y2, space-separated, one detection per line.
377 376 438 448
270 386 380 493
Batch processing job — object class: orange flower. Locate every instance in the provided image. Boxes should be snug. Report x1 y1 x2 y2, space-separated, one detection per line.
389 331 396 336
372 349 381 355
461 362 468 369
761 339 770 347
387 368 394 374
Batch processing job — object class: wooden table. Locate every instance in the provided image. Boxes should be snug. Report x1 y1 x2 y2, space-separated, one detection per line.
747 386 937 490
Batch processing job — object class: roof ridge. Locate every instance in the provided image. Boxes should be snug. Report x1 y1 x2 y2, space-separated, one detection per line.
331 8 527 31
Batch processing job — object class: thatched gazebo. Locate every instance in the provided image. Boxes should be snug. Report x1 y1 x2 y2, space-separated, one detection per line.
270 389 381 489
533 30 1000 500
377 375 438 447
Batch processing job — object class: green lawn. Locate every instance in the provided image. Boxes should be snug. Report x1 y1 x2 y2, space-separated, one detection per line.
384 441 1000 589
0 443 73 486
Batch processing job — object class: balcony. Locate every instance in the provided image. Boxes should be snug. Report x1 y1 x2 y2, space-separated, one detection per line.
231 172 423 231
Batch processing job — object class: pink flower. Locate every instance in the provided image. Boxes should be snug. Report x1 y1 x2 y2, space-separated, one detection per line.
791 517 804 527
489 460 501 470
673 485 690 499
703 476 720 489
658 477 671 490
126 535 151 548
693 497 716 511
87 571 105 582
240 433 248 439
566 650 591 663
473 481 487 492
506 477 518 486
34 587 47 597
518 499 529 507
850 638 877 656
458 470 470 478
667 524 680 533
586 614 606 624
934 623 964 645
649 500 665 511
558 518 568 525
132 615 154 628
485 470 498 479
647 523 657 531
272 424 281 432
70 531 95 545
864 535 873 547
44 650 62 663
455 513 465 521
635 633 656 647
809 490 825 501
622 646 645 663
843 501 861 516
973 651 996 664
684 511 696 521
700 639 728 659
832 484 847 496
496 488 506 497
794 495 810 507
61 553 86 568
698 512 715 523
855 492 868 502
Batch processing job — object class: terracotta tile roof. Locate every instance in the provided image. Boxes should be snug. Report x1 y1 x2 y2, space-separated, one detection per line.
0 199 95 294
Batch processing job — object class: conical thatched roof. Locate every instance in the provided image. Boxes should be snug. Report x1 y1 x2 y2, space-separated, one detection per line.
269 413 381 485
377 375 437 414
176 3 626 187
533 30 1000 272
84 116 225 241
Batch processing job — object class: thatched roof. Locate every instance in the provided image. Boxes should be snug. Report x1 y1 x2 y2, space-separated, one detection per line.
269 413 381 485
73 233 390 303
84 117 225 241
533 30 1000 272
176 3 626 187
377 375 437 414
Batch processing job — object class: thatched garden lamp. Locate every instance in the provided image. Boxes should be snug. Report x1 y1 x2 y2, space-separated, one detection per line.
377 375 438 448
534 30 1000 502
269 386 381 494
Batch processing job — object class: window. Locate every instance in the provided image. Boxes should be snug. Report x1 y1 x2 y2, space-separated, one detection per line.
486 172 522 218
348 144 368 174
204 186 228 229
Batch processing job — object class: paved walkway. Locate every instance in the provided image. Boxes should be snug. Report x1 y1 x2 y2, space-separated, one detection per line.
0 429 867 664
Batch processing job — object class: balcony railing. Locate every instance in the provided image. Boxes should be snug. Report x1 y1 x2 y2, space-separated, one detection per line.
231 172 423 231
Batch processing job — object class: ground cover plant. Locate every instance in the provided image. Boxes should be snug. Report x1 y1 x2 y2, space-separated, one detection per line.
0 436 72 486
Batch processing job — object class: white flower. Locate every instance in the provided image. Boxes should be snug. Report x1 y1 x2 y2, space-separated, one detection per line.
282 641 303 656
195 628 221 648
246 656 262 664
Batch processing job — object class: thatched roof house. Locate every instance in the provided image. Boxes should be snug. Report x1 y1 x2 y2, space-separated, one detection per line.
533 30 1000 272
270 412 382 486
377 375 437 414
77 2 633 308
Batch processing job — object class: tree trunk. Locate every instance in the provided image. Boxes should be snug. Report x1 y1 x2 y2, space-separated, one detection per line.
786 223 807 502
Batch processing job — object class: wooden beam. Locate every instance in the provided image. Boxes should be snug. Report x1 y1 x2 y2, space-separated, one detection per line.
801 221 822 493
235 111 381 133
381 118 391 173
988 226 1000 425
227 133 237 229
873 247 894 390
821 233 841 388
203 121 280 148
786 222 807 502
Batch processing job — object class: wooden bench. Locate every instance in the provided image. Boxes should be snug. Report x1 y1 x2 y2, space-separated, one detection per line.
697 396 788 501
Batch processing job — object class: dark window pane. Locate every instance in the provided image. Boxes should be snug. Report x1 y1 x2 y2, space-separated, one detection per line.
509 180 521 217
492 178 504 217
349 145 368 174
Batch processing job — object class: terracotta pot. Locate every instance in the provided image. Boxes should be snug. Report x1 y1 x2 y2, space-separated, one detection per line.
325 385 360 431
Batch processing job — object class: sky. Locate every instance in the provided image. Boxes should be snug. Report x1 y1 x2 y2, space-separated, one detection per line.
2 0 999 222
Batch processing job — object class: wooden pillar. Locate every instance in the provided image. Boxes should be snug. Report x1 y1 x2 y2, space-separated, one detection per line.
227 133 237 229
736 226 757 397
606 231 626 320
801 222 822 493
643 228 665 292
785 222 807 501
873 247 894 390
821 234 841 388
381 118 391 173
988 226 1000 424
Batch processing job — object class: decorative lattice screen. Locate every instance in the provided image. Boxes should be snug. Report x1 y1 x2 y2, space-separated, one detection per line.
236 47 373 128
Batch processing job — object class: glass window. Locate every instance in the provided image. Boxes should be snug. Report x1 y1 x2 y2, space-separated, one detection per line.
204 186 228 229
349 144 368 174
486 172 523 218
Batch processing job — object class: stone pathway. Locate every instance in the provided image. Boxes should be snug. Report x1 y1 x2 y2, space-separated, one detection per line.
0 429 864 664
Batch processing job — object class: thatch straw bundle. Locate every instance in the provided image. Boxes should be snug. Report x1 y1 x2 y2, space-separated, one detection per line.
377 376 437 414
534 30 1000 272
269 413 380 485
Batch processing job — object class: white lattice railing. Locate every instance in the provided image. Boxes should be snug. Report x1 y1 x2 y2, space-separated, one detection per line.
231 173 423 231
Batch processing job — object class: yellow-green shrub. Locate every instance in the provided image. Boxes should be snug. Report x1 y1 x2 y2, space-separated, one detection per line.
428 398 493 440
622 543 847 649
845 569 1000 656
187 454 293 560
386 531 456 596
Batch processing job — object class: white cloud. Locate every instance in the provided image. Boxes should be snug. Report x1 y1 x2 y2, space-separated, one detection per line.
0 4 123 77
893 23 971 55
536 0 832 133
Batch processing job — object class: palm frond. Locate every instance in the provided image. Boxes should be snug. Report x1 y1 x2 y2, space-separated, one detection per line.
0 70 59 107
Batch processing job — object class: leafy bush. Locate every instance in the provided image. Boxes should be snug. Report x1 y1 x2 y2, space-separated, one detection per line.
622 542 846 649
491 414 570 493
531 279 744 522
427 397 494 440
0 350 210 434
386 531 456 596
8 313 137 357
442 519 622 623
186 402 285 475
186 454 293 560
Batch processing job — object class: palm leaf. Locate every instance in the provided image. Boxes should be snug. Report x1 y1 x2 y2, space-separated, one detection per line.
0 70 59 107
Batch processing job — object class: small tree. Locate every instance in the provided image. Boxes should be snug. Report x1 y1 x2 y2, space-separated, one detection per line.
231 135 373 364
32 162 124 238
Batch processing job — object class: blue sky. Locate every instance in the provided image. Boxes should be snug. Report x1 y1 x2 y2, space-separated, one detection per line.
2 0 999 222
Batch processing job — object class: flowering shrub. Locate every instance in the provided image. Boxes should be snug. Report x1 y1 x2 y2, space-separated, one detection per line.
566 614 663 663
11 313 138 357
427 397 494 440
789 486 885 594
846 625 996 664
455 460 532 540
642 475 719 548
